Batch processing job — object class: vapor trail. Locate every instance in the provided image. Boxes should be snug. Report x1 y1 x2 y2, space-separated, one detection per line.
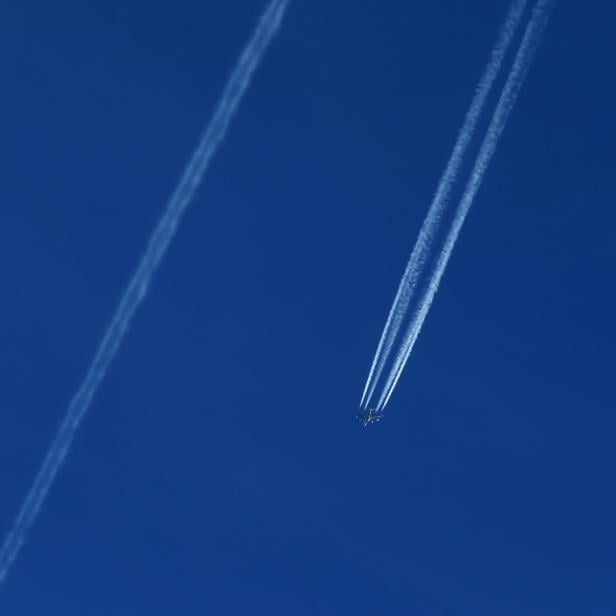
376 0 557 411
0 0 292 585
359 0 529 410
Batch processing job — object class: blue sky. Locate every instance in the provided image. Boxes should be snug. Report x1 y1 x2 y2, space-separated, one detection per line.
1 0 615 613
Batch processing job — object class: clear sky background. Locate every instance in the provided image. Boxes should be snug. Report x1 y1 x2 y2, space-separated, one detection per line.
0 0 614 613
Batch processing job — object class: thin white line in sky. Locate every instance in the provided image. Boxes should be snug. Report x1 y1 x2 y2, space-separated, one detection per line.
0 0 292 585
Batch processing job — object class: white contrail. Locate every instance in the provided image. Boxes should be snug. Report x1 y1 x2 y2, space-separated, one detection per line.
359 0 529 410
376 0 557 411
0 0 292 585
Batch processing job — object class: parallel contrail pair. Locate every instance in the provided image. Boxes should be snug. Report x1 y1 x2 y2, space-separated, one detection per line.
0 0 292 585
359 0 529 411
361 0 557 415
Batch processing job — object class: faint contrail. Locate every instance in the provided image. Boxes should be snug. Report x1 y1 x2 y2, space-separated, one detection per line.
0 0 292 585
377 0 557 411
359 0 529 411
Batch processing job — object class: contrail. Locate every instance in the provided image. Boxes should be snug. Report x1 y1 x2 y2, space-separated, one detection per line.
376 0 557 411
359 0 529 411
0 0 292 585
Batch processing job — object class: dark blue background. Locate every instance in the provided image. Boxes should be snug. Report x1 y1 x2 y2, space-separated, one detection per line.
1 0 614 613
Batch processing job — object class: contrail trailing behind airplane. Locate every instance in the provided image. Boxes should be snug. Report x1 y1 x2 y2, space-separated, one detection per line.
359 0 529 411
376 0 557 411
0 0 292 585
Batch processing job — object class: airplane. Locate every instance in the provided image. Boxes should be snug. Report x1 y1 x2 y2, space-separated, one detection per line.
357 408 383 426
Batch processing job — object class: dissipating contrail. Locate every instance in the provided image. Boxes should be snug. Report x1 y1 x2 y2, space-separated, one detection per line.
376 0 557 412
0 0 292 585
359 0 529 411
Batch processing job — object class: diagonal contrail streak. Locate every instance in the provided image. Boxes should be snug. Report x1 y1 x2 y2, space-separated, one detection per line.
0 0 292 585
377 0 557 411
359 0 529 410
